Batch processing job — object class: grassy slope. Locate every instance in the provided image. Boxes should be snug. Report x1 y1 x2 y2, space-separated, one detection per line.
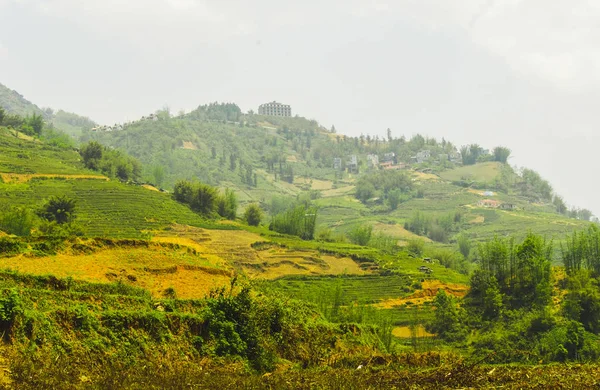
0 127 222 238
87 113 589 247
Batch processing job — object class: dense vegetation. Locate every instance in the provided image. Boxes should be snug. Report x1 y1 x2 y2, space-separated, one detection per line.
2 88 600 387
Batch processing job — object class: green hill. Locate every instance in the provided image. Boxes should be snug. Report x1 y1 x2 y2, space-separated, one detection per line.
0 82 96 137
0 127 219 238
84 104 590 249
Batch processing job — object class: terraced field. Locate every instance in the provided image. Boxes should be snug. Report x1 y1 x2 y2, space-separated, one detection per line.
0 239 232 298
0 128 89 175
0 179 220 238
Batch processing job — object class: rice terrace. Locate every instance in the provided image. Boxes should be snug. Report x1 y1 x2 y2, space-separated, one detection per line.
0 9 599 386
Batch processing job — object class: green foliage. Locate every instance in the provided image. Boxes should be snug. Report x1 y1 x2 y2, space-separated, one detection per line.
216 188 237 220
0 206 35 236
457 233 471 259
387 188 402 210
79 141 141 181
0 289 22 335
152 165 165 188
477 233 552 310
244 203 263 226
269 204 318 240
80 141 103 170
426 290 467 342
173 180 229 218
347 225 373 246
460 144 485 165
492 146 511 163
406 239 424 257
562 271 600 334
27 113 44 136
355 170 413 204
38 195 76 224
518 168 553 202
0 236 24 256
562 225 600 276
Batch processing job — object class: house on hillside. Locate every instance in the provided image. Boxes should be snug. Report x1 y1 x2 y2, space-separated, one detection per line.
477 199 501 208
412 150 431 164
347 155 358 174
500 203 517 211
382 152 396 163
367 154 379 168
333 157 342 170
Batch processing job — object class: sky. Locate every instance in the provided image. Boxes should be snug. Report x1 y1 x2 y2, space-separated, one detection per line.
1 0 599 215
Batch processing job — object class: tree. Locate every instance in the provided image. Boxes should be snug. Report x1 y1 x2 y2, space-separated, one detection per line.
493 146 511 163
173 180 194 204
27 114 44 136
578 209 593 222
216 189 237 220
211 146 217 159
347 225 373 246
426 290 467 342
457 233 471 259
387 189 402 210
553 195 568 215
80 141 103 170
39 196 76 224
191 183 218 216
0 207 35 236
152 165 165 188
563 270 600 334
0 107 5 125
244 203 263 226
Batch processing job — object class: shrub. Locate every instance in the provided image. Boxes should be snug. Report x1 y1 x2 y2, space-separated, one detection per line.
38 196 76 224
244 203 263 226
269 205 317 240
347 225 373 246
0 207 35 236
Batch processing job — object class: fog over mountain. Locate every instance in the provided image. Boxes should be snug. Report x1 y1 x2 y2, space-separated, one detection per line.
1 0 598 214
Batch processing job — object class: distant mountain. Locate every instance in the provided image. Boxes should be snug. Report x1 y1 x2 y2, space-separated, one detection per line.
0 82 47 118
0 82 97 137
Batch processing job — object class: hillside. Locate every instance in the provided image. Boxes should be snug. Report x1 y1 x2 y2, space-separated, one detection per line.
0 97 599 388
0 82 96 137
87 104 591 250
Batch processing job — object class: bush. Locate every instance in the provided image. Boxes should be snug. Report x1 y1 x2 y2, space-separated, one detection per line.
38 196 76 224
244 203 263 226
347 225 373 246
0 237 24 256
0 207 35 236
269 205 317 240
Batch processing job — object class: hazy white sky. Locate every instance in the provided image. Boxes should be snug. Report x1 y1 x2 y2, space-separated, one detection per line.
1 0 599 215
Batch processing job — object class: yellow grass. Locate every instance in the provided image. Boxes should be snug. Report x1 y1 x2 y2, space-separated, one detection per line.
142 184 160 192
321 185 355 198
0 173 109 183
294 178 334 191
468 215 485 224
181 141 197 150
1 246 231 299
392 325 434 338
374 280 468 308
411 171 440 181
372 223 432 242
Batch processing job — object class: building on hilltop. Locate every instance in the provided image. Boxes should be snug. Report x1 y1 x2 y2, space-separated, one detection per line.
258 101 292 117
